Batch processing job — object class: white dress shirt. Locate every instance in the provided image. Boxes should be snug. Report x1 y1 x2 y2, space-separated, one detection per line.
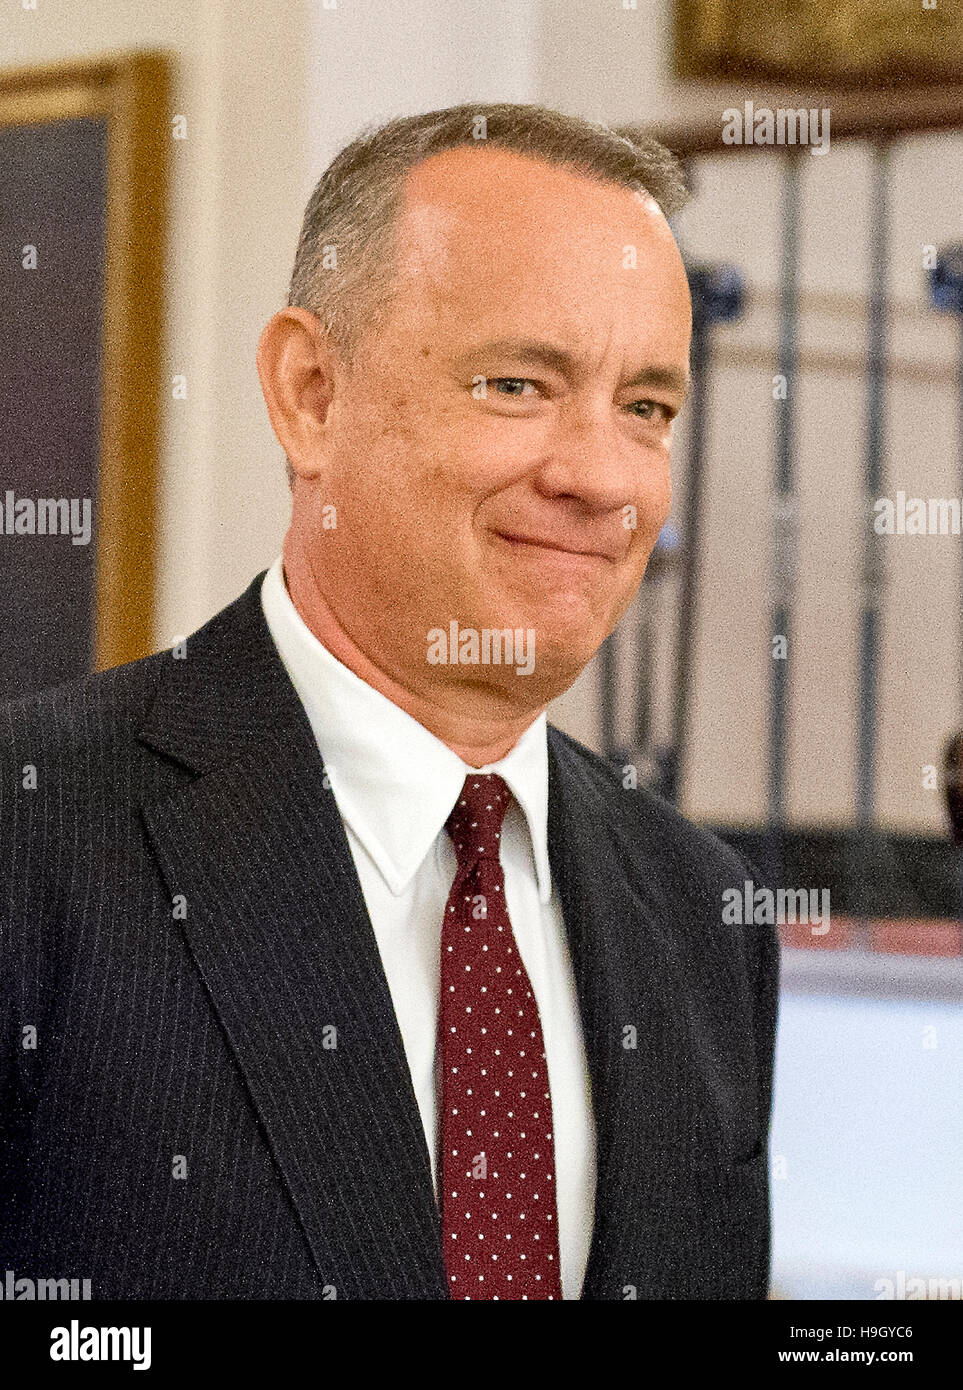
260 556 596 1298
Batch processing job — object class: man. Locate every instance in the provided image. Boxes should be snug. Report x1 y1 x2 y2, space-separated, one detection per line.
0 103 779 1300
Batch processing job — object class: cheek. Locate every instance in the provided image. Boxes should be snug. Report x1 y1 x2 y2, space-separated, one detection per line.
445 409 549 488
634 457 673 547
369 395 484 505
328 419 476 582
331 402 422 510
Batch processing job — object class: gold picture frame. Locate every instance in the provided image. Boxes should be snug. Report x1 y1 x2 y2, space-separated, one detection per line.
675 0 963 87
0 50 168 676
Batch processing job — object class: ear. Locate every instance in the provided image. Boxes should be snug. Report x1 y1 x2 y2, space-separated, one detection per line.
256 308 340 480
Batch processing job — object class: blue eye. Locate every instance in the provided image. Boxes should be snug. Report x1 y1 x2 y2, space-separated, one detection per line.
628 400 672 422
490 378 534 396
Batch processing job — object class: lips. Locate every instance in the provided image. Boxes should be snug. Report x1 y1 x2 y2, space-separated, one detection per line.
493 531 620 561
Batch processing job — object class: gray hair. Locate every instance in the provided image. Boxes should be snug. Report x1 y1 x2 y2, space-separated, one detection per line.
282 102 689 486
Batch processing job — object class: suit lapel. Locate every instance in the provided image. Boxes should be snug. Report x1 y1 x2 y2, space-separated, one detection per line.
138 576 448 1299
547 732 703 1299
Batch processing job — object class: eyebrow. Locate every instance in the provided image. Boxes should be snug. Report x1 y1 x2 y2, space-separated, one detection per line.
453 336 690 401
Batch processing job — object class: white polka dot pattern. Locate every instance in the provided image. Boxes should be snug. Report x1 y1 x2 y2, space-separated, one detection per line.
439 773 562 1300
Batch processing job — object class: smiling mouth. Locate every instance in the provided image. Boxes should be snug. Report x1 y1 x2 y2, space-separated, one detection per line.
492 531 616 562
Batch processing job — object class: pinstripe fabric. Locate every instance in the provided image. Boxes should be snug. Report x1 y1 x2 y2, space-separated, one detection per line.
0 573 779 1300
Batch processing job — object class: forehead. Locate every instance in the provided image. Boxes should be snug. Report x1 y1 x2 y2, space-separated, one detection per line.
391 145 691 343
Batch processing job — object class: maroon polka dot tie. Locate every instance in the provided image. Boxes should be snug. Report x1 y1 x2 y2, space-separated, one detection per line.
439 773 563 1300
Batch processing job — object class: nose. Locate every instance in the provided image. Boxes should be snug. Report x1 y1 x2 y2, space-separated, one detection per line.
530 403 669 517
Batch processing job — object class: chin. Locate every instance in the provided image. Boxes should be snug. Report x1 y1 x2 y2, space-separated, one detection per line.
526 623 606 689
536 590 617 642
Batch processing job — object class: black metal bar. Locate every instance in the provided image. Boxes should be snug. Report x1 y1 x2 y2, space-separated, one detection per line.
857 143 890 829
927 243 963 712
665 267 744 807
599 631 618 759
766 154 802 885
666 316 710 804
850 140 891 911
635 588 655 754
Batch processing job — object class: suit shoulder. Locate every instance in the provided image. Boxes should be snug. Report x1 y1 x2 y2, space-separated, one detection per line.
0 571 269 795
548 723 750 884
0 647 171 771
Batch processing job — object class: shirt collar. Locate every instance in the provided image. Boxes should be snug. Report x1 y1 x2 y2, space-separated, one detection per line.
260 556 553 903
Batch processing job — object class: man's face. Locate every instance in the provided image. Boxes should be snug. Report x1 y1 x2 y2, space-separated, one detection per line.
299 144 692 708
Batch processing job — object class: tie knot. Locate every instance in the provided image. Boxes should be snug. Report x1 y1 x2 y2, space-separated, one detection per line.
445 773 512 875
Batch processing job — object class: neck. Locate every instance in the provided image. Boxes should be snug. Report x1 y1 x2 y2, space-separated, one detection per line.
281 535 544 767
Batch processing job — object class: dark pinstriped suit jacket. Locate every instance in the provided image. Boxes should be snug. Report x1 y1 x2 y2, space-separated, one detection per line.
0 572 779 1300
